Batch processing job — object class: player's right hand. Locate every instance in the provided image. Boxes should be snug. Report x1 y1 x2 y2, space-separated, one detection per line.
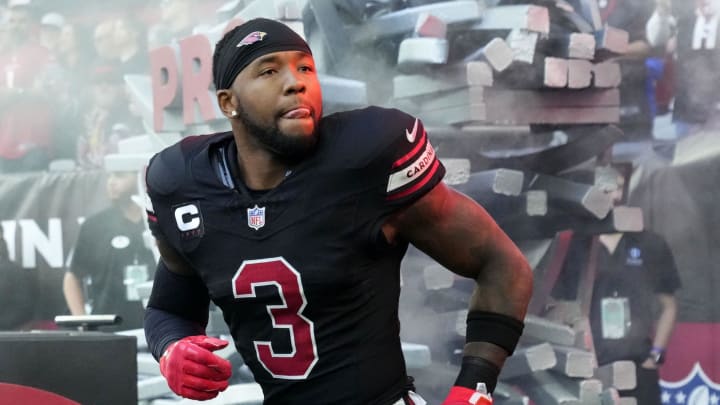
441 386 493 405
159 335 233 401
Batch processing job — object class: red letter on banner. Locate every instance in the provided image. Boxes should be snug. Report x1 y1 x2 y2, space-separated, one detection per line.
224 18 244 35
179 35 218 125
150 45 179 132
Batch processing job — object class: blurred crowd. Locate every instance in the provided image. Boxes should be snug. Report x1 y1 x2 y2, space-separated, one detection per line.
0 0 718 174
592 0 720 149
0 0 223 173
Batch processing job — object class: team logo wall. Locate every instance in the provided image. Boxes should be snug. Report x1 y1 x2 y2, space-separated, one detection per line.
173 202 204 239
661 363 720 405
247 205 266 230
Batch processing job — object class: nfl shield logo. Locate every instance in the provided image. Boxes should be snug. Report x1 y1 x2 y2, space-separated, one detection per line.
247 205 265 230
661 362 720 405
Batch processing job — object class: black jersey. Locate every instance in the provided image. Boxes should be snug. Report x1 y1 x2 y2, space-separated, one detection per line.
71 206 155 330
145 106 445 404
554 231 681 364
590 232 681 364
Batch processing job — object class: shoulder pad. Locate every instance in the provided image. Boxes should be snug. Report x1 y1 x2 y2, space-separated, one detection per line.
145 140 188 196
146 133 231 196
326 106 416 164
350 106 412 138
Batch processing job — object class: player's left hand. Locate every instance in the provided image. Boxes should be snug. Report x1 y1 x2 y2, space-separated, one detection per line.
441 386 493 405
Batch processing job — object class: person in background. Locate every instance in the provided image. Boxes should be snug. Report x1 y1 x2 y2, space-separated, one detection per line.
148 0 196 48
645 0 677 121
0 0 53 173
92 18 117 67
63 170 155 331
57 22 95 75
600 0 657 140
43 21 95 163
92 16 148 75
670 0 720 138
38 11 64 52
37 63 84 162
111 16 148 75
76 65 141 168
554 165 681 405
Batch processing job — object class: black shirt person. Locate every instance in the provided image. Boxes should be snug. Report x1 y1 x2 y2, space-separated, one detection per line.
64 171 155 331
555 169 681 405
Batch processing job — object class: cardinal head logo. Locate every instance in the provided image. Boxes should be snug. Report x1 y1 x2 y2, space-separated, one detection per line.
237 31 267 47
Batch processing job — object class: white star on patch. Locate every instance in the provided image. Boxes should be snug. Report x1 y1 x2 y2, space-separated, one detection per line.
675 391 686 404
662 391 671 404
711 393 719 405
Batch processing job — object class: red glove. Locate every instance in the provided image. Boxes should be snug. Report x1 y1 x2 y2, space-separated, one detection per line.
441 386 493 405
159 335 233 401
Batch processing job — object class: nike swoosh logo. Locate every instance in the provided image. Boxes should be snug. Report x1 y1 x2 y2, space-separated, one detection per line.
405 118 419 143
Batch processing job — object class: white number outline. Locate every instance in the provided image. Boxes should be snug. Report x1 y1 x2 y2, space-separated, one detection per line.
232 257 319 379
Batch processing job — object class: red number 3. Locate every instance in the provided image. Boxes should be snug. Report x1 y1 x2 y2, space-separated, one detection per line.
232 257 319 379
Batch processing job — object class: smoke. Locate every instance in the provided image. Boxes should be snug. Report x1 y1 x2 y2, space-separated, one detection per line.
1 2 720 401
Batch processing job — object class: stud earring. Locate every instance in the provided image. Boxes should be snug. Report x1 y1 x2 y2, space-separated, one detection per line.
230 110 237 117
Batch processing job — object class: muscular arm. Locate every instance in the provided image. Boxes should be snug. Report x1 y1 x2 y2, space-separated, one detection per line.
625 40 652 59
640 292 677 368
156 238 196 276
144 239 211 359
652 293 677 350
144 238 232 400
383 182 533 367
62 272 87 316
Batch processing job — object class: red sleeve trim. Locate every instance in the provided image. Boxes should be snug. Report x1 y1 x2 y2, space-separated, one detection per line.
386 159 440 201
392 130 427 169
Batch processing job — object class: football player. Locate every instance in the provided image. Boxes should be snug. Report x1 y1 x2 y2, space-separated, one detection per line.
144 18 532 405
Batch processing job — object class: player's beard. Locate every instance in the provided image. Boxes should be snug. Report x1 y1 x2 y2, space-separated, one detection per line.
238 108 319 164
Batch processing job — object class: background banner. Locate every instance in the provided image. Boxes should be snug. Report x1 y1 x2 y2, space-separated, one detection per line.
0 170 107 324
